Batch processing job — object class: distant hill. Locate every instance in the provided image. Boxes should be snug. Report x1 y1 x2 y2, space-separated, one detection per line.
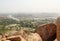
32 13 59 18
0 13 59 19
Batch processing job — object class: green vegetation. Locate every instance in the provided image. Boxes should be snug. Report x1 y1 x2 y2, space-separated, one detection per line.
0 18 55 33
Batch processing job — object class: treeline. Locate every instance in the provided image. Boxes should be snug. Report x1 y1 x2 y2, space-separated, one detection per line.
0 18 55 30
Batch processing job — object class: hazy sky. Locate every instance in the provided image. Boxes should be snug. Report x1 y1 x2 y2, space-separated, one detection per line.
0 0 60 13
